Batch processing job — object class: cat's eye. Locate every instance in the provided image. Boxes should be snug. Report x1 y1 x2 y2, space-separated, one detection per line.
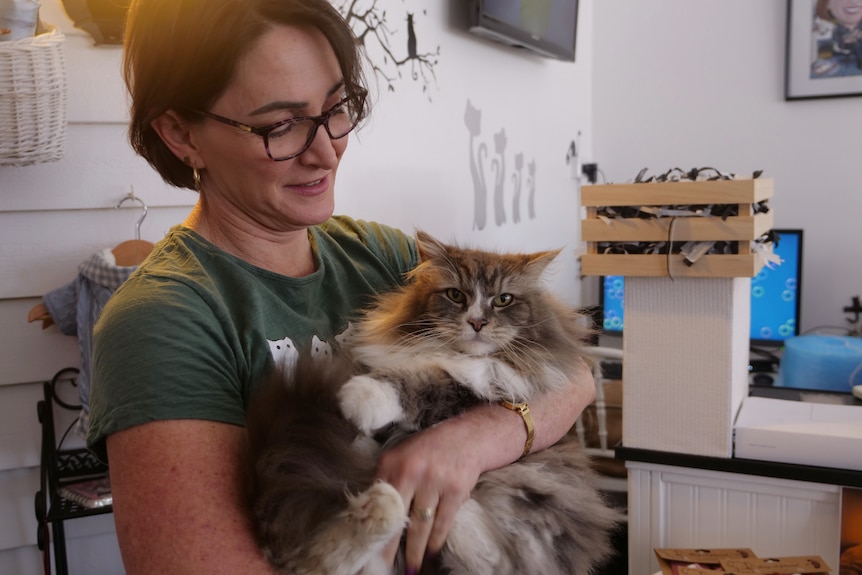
445 288 466 304
493 293 514 307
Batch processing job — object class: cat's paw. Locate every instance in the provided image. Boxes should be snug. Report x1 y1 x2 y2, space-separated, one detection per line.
313 482 407 575
347 481 408 539
338 375 404 433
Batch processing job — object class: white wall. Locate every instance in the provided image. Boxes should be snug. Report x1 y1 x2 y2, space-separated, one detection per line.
592 0 862 335
0 1 593 572
336 1 593 303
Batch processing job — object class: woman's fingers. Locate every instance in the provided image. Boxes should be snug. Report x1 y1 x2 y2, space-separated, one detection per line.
404 488 465 570
404 499 439 570
381 533 400 567
426 492 460 554
376 419 485 572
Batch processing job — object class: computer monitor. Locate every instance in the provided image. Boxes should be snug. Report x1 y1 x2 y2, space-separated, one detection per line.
599 275 625 334
750 229 803 346
598 229 804 347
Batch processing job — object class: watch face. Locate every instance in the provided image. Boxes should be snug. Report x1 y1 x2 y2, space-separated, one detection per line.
60 0 131 45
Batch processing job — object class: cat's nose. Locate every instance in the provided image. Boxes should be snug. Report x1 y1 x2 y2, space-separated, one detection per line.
468 318 487 332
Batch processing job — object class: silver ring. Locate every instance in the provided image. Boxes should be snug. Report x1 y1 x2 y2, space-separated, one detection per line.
416 507 435 522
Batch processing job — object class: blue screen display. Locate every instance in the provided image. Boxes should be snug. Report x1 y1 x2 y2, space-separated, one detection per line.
750 231 802 344
601 275 625 333
600 230 803 345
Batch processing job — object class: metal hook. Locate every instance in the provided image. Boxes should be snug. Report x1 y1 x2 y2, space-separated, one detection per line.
116 188 148 240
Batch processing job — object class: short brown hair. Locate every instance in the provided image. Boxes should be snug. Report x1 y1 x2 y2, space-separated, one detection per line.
124 0 368 189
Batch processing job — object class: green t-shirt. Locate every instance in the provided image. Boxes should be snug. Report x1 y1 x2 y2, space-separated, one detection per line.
86 216 418 461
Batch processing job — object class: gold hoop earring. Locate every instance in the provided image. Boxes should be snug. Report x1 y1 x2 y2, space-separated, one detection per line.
184 156 201 191
193 166 201 191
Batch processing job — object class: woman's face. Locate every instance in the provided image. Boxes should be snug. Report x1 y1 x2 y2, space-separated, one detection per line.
192 25 350 233
829 0 862 28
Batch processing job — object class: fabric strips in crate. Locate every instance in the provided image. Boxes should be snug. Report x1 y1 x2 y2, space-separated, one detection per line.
580 171 776 278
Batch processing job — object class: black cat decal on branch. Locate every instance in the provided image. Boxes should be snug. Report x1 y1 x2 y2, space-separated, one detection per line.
336 1 440 98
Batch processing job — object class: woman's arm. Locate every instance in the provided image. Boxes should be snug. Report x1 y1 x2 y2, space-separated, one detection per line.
377 356 596 571
106 419 278 575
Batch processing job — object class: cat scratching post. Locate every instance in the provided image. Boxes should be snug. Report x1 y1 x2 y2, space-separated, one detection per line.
581 177 774 457
622 277 750 457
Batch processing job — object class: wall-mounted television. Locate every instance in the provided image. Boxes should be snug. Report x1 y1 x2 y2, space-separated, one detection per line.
598 229 805 348
468 0 580 62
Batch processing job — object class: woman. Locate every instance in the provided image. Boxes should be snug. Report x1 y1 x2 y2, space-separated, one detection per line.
86 1 596 573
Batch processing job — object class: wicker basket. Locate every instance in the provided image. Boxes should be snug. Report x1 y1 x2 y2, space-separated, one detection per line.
0 25 67 167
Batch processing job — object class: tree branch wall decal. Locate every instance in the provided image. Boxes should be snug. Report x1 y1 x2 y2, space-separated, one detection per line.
335 1 440 97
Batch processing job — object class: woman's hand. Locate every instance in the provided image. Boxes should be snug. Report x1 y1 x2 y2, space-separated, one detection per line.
375 414 485 572
376 355 596 572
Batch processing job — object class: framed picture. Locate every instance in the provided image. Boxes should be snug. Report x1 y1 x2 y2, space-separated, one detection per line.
785 0 862 100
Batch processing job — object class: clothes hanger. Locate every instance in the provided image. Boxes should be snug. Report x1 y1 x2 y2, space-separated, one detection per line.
28 302 54 329
112 189 155 266
28 190 155 329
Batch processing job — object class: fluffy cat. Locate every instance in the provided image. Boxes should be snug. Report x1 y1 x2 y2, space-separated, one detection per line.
245 231 622 575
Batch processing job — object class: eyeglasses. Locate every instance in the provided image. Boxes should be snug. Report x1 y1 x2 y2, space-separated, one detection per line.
195 92 366 161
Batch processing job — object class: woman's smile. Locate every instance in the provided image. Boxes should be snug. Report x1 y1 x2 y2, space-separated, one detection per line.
287 175 329 196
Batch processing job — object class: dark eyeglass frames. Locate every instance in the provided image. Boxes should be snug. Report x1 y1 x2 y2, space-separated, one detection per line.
194 92 366 161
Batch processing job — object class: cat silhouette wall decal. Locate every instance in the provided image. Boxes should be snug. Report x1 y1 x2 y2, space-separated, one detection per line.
491 129 508 226
527 159 537 219
465 100 538 229
512 153 523 224
465 100 488 230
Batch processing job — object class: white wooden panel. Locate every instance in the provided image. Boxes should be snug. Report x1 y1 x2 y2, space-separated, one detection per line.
0 383 44 472
0 300 80 387
625 467 656 573
0 466 118 551
626 461 842 575
0 467 43 551
0 536 123 575
0 124 198 212
661 472 838 553
0 378 86 471
0 545 42 575
38 0 128 124
0 206 192 299
64 39 127 124
0 467 38 550
62 531 124 575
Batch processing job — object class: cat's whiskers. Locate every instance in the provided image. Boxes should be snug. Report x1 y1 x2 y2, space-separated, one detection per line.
496 344 545 377
358 321 455 359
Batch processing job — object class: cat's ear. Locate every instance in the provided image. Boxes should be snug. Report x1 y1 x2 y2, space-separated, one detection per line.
414 231 450 263
525 249 562 277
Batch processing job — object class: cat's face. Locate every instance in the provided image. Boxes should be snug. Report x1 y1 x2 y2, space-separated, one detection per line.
406 232 558 357
427 280 522 356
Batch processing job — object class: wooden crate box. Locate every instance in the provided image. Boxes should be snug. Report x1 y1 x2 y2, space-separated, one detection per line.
581 178 774 278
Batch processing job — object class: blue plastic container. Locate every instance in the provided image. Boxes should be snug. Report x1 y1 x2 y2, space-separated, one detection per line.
777 335 862 393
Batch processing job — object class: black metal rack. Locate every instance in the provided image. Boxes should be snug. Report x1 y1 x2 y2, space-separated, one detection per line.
34 367 113 575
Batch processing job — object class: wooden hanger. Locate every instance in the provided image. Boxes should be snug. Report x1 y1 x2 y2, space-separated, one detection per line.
27 190 154 328
28 302 55 329
113 191 155 266
112 238 155 266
